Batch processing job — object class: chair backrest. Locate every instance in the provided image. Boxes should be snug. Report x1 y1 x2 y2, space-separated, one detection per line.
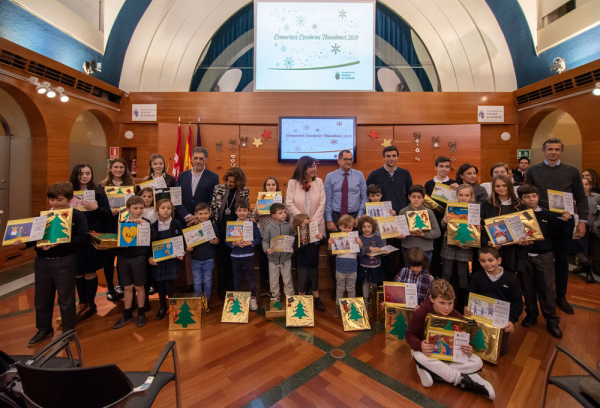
16 363 133 408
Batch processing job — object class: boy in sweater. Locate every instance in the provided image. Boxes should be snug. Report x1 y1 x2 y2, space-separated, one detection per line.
406 279 495 399
263 203 295 301
517 184 569 338
227 199 262 311
468 247 523 356
398 185 441 262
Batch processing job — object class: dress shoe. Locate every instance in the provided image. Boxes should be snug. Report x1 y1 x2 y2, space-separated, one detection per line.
137 315 147 327
113 316 133 329
547 324 563 338
556 297 574 314
521 315 538 327
114 285 124 298
314 297 326 312
155 309 166 321
148 285 156 295
81 305 97 320
28 329 54 347
106 290 117 302
585 270 595 283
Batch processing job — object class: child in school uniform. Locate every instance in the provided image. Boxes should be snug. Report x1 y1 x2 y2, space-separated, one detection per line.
329 214 363 318
188 202 219 312
292 213 325 311
359 184 397 218
14 182 88 347
441 184 476 311
149 199 183 321
262 203 295 301
357 216 387 309
113 195 154 329
467 247 523 356
517 184 568 338
406 279 495 400
227 199 262 311
398 185 441 262
139 187 158 225
394 247 434 306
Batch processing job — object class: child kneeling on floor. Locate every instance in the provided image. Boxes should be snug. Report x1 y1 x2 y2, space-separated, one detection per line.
405 279 495 400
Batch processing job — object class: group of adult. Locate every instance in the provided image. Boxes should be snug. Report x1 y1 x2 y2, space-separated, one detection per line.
70 138 591 318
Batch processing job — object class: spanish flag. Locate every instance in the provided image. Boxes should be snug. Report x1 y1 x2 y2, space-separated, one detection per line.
183 122 192 171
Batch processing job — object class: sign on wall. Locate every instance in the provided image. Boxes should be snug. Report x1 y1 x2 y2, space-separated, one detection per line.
110 147 119 160
517 150 530 159
477 106 504 123
132 104 157 121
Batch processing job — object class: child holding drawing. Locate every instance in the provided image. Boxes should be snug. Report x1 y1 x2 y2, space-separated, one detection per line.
357 216 387 309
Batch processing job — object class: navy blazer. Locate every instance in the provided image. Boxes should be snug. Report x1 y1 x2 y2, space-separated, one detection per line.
176 169 220 219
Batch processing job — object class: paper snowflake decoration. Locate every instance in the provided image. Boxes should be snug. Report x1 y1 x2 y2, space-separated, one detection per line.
284 24 290 31
339 9 347 19
331 43 341 55
303 124 310 130
296 16 305 26
331 139 338 145
312 24 317 30
284 57 294 69
336 121 343 126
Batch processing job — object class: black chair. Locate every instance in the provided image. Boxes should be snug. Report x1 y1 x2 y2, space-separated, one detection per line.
10 329 83 369
15 341 181 408
541 344 600 408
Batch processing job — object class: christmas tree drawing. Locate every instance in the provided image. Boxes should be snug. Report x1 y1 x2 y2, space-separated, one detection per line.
454 223 474 245
230 298 243 315
412 214 427 230
349 304 362 321
444 321 454 331
293 301 308 319
389 313 407 339
273 300 283 309
45 213 69 242
175 300 195 328
472 327 487 351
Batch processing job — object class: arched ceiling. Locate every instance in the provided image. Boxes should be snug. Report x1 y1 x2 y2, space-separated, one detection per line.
119 0 518 92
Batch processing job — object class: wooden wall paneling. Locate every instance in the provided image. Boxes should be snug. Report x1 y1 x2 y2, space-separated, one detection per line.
393 125 481 186
479 124 519 182
118 124 157 180
354 126 394 178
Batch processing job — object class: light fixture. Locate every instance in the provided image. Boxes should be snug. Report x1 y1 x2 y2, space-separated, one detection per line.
46 88 56 98
37 80 51 95
82 59 98 75
55 87 69 102
550 57 566 74
593 82 600 96
501 132 511 141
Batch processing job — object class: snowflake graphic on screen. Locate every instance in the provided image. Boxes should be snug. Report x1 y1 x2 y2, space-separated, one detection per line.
281 46 287 52
339 9 347 19
294 146 302 152
284 57 294 69
331 139 338 145
284 24 290 31
296 16 305 26
294 129 298 133
303 124 310 131
336 121 343 126
331 44 341 55
312 24 317 30
315 128 320 132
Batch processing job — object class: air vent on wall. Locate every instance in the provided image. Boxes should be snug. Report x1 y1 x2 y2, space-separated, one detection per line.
553 78 573 93
0 50 27 70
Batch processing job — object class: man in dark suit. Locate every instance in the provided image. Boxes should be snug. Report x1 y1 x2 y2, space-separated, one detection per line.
176 146 220 290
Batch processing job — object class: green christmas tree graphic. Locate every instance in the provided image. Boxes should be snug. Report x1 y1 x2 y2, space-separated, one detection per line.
472 327 487 351
45 214 69 242
443 321 454 331
273 300 282 309
349 303 362 321
116 187 124 194
293 301 307 319
175 300 195 328
230 298 243 315
454 223 475 245
389 312 407 339
412 214 427 230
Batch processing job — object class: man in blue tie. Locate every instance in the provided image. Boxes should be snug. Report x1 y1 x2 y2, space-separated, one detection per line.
324 150 367 297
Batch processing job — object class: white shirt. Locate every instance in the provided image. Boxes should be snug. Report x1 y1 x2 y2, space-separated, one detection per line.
385 165 397 177
191 169 204 195
158 217 172 231
486 267 504 282
501 199 512 205
142 208 157 224
433 176 450 183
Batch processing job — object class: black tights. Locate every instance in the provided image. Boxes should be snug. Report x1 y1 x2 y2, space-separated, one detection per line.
156 280 174 310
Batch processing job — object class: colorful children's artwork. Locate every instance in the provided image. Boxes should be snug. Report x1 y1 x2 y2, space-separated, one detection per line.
447 221 481 248
168 294 206 331
366 201 392 218
426 328 469 363
225 221 253 242
105 186 135 209
2 216 48 245
467 293 510 328
286 295 314 327
152 236 185 262
70 190 95 211
221 291 251 323
385 306 413 340
548 189 574 214
271 235 295 253
118 221 151 247
383 281 418 308
183 221 216 248
339 298 371 331
256 192 283 215
484 220 515 246
406 210 432 232
297 221 320 247
445 202 469 222
330 231 360 254
431 183 457 204
37 209 73 247
377 216 402 239
486 209 543 242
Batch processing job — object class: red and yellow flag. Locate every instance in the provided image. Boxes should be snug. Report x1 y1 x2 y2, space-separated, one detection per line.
183 123 192 171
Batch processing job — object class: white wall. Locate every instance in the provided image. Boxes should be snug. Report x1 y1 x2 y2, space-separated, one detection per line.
530 110 582 170
69 111 108 183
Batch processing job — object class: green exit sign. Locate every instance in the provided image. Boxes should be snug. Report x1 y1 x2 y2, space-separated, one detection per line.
517 150 530 159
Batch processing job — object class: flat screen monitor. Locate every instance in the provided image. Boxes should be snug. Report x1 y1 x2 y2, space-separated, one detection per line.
278 116 357 163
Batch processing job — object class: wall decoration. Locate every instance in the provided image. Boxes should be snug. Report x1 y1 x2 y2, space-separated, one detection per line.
380 138 392 147
368 129 379 140
252 138 263 148
432 136 441 158
215 141 223 169
448 141 458 170
413 132 421 162
231 154 236 167
261 130 272 140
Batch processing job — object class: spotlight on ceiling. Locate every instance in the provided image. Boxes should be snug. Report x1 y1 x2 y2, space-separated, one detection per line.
55 87 69 102
37 80 51 95
82 59 98 75
46 87 57 98
550 57 566 74
593 82 600 97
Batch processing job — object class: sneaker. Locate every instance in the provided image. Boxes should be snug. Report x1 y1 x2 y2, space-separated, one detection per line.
137 315 147 327
521 315 537 327
314 297 326 312
459 374 495 400
113 316 133 329
333 308 341 318
250 297 258 311
556 297 574 314
416 366 433 387
148 286 157 295
547 324 563 338
155 308 166 321
114 285 124 297
81 305 97 320
28 329 53 347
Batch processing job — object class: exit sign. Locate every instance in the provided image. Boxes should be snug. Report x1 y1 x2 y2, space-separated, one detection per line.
517 150 530 159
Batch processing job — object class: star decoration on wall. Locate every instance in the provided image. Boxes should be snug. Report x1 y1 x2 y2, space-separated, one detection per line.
381 139 392 147
252 138 263 148
261 130 272 140
368 130 379 140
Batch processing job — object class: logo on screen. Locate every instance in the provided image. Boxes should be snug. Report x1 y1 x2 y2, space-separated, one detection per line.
334 154 338 159
335 71 340 80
